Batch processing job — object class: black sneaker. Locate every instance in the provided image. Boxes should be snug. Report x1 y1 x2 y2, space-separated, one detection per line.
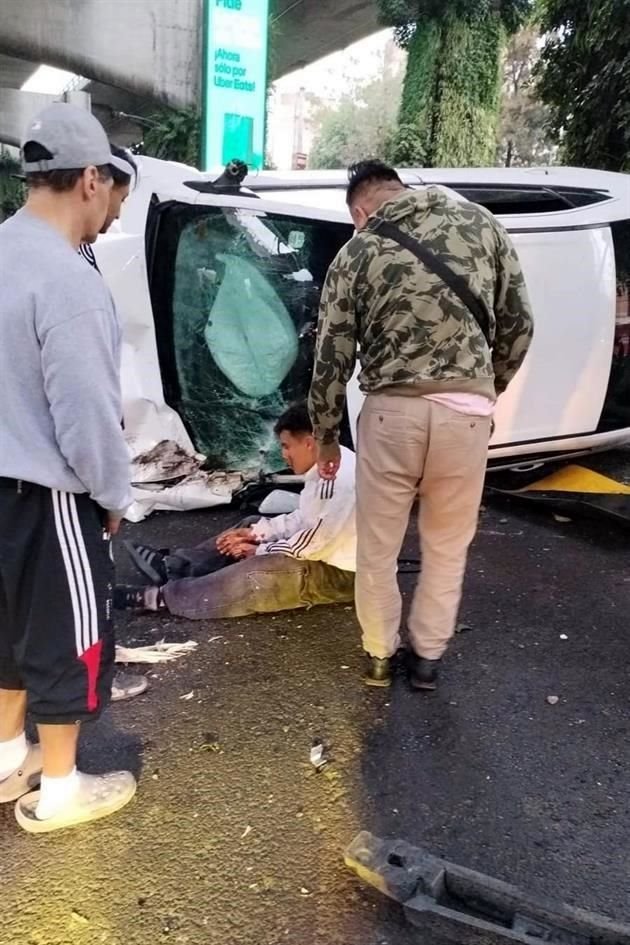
113 585 152 612
363 656 393 688
407 654 440 691
124 541 168 586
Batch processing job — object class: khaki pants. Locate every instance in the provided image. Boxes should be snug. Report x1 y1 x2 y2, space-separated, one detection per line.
355 393 491 660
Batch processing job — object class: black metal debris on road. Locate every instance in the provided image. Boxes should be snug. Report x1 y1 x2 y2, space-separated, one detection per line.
345 831 630 945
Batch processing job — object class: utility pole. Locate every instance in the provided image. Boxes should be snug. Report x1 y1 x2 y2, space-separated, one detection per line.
292 86 306 169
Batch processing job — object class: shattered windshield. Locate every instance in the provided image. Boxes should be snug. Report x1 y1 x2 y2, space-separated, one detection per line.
150 203 350 473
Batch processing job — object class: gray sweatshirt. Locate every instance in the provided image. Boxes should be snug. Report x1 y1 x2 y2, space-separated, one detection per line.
0 209 132 513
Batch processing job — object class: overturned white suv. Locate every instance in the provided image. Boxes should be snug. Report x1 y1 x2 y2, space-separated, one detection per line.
93 157 630 516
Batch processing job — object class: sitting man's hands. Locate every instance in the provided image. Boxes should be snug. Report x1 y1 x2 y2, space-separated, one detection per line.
216 527 257 557
229 538 259 560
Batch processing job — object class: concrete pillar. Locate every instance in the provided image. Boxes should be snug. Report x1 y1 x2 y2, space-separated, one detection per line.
63 90 92 111
0 88 56 146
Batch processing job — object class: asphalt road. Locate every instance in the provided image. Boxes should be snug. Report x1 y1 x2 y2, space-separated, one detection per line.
2 476 630 945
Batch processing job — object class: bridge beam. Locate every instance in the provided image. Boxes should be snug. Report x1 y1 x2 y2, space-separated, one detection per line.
0 0 200 109
0 1 380 112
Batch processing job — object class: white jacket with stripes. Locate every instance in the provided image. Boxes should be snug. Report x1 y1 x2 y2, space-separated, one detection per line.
251 446 356 573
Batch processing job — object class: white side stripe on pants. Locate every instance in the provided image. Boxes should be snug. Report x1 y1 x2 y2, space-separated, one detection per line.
51 491 98 657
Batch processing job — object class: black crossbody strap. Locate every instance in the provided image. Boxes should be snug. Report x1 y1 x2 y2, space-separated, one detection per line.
371 219 492 346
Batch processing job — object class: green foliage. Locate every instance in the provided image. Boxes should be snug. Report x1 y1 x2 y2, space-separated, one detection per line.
378 0 531 167
536 0 630 171
0 149 24 222
497 26 556 166
141 107 201 167
429 11 504 167
308 60 404 170
377 0 530 46
391 18 441 165
388 8 511 166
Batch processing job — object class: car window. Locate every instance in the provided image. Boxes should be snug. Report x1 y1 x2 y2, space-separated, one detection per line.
450 185 610 214
149 204 351 470
601 220 630 430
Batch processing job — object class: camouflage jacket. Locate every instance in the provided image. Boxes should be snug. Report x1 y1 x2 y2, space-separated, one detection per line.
307 188 534 446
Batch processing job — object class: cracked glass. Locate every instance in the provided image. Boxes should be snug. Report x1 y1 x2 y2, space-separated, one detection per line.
168 205 351 472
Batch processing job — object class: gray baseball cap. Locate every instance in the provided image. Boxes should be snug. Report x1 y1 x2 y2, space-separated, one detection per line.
21 102 131 175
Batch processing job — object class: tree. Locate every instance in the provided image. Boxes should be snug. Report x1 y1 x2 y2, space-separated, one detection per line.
377 0 531 167
140 107 201 167
535 0 630 171
496 26 556 166
308 59 404 169
0 149 24 222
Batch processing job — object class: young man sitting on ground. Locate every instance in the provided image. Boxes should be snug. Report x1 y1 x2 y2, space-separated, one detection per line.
115 404 356 619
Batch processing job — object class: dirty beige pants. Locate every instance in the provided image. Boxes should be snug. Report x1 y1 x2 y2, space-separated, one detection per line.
355 393 491 661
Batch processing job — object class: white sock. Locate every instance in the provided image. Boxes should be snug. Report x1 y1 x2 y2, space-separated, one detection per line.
36 767 80 820
0 732 28 781
144 587 160 611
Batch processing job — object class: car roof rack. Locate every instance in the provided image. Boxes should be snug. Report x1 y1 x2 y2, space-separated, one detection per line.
184 159 259 196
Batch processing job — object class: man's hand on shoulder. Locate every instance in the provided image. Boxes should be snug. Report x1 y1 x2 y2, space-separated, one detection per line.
317 441 342 481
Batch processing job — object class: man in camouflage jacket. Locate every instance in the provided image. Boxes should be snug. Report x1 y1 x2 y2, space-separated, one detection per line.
308 160 534 690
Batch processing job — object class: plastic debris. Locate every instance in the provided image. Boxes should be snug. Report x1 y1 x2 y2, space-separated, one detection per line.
115 640 198 664
131 439 204 485
179 691 195 701
546 695 560 705
310 738 330 771
241 825 252 840
456 622 474 634
553 514 572 523
559 634 568 640
258 489 300 515
345 831 630 943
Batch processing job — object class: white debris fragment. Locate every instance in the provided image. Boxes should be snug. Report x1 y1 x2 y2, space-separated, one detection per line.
241 825 252 840
116 640 198 664
559 634 568 641
546 695 560 705
179 691 195 701
310 739 330 771
130 439 204 485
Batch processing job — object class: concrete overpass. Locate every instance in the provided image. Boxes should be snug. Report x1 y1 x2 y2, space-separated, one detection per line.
0 0 379 146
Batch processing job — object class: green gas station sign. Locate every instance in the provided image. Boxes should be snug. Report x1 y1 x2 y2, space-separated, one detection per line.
201 0 270 171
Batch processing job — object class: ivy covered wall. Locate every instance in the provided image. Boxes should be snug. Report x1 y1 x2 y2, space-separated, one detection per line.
379 0 530 167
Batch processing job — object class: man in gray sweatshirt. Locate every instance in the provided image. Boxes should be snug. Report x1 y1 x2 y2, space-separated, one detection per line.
0 103 136 833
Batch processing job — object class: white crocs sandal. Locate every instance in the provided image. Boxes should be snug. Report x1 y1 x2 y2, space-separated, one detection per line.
0 744 43 803
15 770 137 834
111 672 149 703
